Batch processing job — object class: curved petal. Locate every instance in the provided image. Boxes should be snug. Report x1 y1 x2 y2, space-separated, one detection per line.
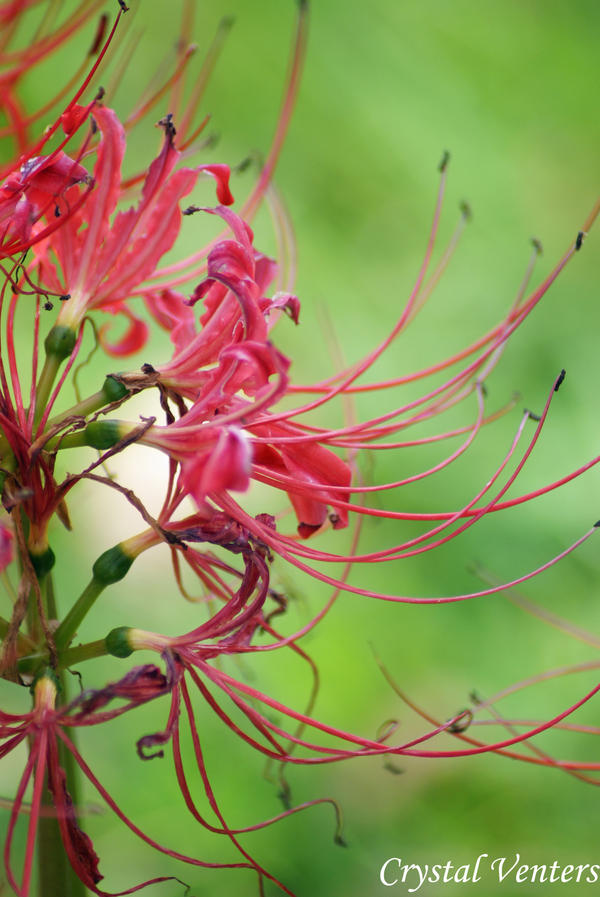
98 307 149 357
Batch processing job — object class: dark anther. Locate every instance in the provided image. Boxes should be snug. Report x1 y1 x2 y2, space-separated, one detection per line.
383 760 404 775
94 86 105 103
236 156 252 174
54 205 61 217
526 409 541 422
575 231 585 251
531 237 543 255
554 369 566 392
219 15 235 31
89 14 109 55
329 512 340 526
44 301 54 311
159 527 186 547
158 113 177 141
10 284 18 294
594 520 600 528
277 784 292 810
469 690 483 705
203 133 220 151
264 589 287 626
182 205 200 216
447 709 472 733
90 117 98 134
117 0 130 12
460 200 472 220
438 150 450 172
59 294 70 301
141 362 156 374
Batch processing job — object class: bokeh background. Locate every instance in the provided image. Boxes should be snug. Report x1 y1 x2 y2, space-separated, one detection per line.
1 0 600 894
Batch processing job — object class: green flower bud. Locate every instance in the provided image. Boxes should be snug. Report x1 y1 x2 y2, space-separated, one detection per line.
29 545 56 579
85 420 125 450
102 376 129 404
92 544 134 586
105 626 135 658
44 325 77 361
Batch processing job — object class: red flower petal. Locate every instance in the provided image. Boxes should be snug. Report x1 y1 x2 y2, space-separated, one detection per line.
198 163 234 205
98 307 149 357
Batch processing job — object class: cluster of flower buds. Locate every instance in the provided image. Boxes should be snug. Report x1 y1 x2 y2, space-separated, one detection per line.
0 1 598 895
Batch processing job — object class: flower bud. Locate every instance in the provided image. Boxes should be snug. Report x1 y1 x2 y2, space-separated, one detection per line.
101 375 129 403
105 626 135 658
85 420 127 450
29 544 55 579
92 543 135 586
44 324 77 361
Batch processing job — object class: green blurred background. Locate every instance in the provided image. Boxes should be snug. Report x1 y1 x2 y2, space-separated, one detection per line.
2 0 600 894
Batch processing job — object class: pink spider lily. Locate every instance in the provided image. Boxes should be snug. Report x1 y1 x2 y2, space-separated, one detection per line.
1 0 600 895
0 151 91 253
0 0 143 269
3 665 293 897
146 204 298 399
100 613 600 873
54 185 600 612
19 0 307 367
32 105 233 356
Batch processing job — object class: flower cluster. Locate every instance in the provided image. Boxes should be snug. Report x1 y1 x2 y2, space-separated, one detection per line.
0 1 598 896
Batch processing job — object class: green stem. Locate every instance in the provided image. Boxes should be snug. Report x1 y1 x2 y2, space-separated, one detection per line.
37 785 77 897
53 578 105 654
17 640 108 676
63 639 108 666
47 419 129 452
48 388 109 427
28 571 86 896
53 542 135 653
38 667 86 897
33 353 63 429
26 545 56 645
47 376 130 431
46 429 89 451
34 325 77 429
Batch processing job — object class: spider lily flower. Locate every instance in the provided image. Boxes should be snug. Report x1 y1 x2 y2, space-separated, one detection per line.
0 1 131 260
145 205 297 398
101 608 600 882
3 668 137 896
50 202 353 531
34 105 233 357
106 632 348 885
0 151 91 254
3 665 274 897
52 194 598 587
2 1 600 894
